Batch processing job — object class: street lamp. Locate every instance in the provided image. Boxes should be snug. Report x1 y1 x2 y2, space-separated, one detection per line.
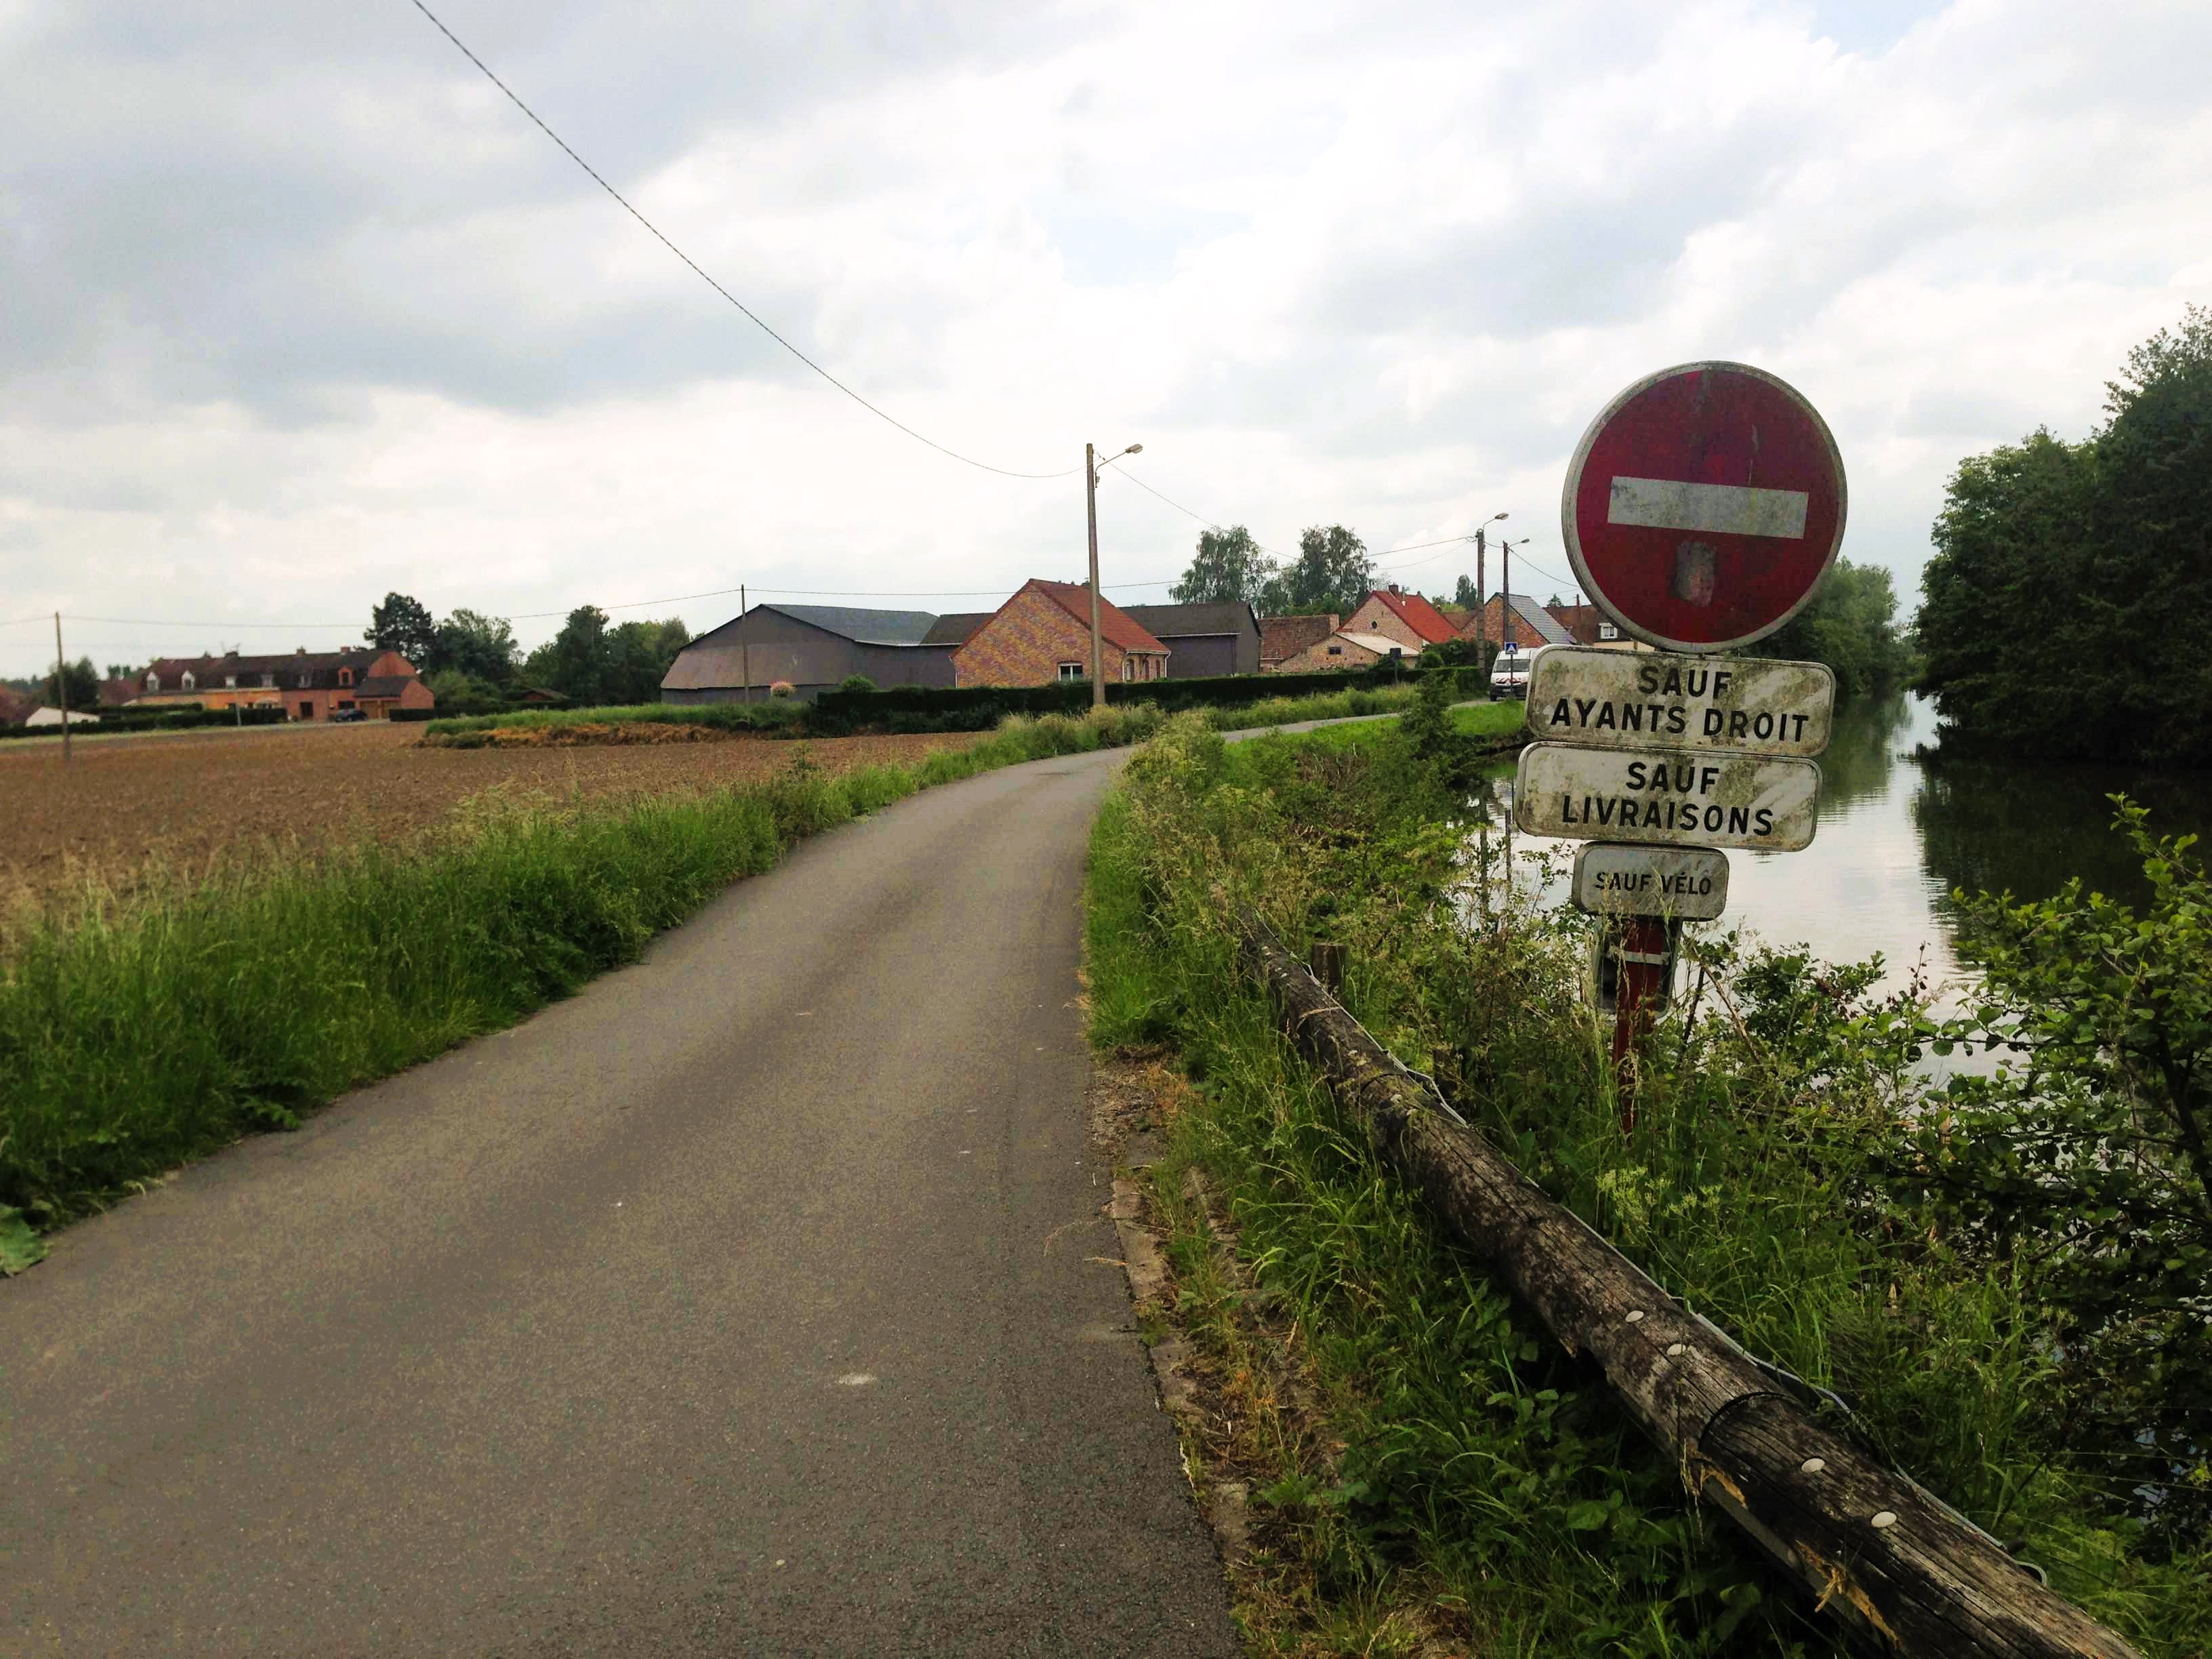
1469 511 1509 670
1086 442 1143 707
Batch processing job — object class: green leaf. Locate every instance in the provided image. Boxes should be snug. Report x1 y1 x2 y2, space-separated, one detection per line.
0 1206 47 1276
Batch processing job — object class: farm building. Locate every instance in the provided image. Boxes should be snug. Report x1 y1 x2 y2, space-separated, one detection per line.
952 580 1168 687
661 605 959 703
1115 602 1262 678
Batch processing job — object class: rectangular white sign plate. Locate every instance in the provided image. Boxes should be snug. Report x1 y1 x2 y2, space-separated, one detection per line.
1572 843 1730 920
1525 647 1835 758
1514 742 1821 852
1608 476 1809 539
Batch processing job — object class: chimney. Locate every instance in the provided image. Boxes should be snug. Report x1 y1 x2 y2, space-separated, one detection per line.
1388 583 1401 596
295 646 306 656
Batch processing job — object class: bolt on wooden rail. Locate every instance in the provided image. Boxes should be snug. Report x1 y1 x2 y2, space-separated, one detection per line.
1237 907 2142 1659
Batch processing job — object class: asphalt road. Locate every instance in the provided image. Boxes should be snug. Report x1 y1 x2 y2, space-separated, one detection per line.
1 746 1238 1657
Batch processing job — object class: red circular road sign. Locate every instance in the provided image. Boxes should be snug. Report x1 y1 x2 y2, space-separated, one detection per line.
1561 361 1845 653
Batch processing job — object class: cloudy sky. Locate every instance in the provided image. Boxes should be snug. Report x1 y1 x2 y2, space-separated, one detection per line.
3 0 2207 675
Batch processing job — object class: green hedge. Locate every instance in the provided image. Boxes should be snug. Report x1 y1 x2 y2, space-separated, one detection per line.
808 662 1479 734
0 706 289 740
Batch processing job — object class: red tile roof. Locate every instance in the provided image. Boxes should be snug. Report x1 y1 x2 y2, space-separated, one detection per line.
1023 579 1168 654
1367 588 1460 645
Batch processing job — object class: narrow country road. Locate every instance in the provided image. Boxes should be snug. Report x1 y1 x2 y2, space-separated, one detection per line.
3 747 1239 1656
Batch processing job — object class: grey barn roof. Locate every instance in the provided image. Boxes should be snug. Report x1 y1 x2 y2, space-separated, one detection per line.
1504 593 1574 647
920 611 992 647
1117 602 1256 638
762 604 941 647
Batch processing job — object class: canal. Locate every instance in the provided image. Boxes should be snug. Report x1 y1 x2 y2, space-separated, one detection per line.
1488 693 2212 1012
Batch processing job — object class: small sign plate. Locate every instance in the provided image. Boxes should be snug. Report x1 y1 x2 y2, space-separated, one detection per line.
1572 843 1730 920
1525 646 1834 757
1514 741 1821 851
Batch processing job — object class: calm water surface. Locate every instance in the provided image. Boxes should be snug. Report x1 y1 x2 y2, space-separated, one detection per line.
1488 694 2212 1011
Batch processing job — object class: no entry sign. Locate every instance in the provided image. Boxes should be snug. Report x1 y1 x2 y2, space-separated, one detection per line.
1561 362 1845 653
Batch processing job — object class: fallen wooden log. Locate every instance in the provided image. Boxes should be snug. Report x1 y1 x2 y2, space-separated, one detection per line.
1237 909 2142 1659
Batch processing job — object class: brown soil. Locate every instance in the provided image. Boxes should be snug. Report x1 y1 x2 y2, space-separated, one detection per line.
0 720 985 905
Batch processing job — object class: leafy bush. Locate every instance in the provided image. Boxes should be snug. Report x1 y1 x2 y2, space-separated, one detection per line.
1880 798 2212 1547
1085 712 2209 1652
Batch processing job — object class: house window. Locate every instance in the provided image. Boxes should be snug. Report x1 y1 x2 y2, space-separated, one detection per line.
1120 660 1132 682
262 673 275 688
182 672 196 690
144 672 159 692
299 701 314 719
1326 646 1343 657
225 675 237 688
1057 662 1084 682
338 668 353 688
337 699 355 710
1599 623 1618 640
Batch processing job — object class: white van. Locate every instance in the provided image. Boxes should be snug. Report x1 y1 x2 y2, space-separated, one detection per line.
1489 647 1532 699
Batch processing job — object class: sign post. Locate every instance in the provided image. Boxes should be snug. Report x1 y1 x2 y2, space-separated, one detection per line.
1528 361 1846 1118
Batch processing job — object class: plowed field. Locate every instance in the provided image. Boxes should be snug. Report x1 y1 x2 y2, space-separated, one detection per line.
1 720 985 905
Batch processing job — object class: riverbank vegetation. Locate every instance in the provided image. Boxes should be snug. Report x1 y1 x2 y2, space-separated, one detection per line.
1085 706 2208 1653
1918 304 2212 766
0 707 1161 1250
1757 556 1911 701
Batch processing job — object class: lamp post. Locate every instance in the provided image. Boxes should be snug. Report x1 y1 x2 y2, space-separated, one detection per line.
1085 441 1143 708
1468 511 1508 672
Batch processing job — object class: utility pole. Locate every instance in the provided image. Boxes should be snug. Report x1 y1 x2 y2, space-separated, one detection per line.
1473 527 1487 670
740 583 750 704
1086 443 1105 708
53 611 72 764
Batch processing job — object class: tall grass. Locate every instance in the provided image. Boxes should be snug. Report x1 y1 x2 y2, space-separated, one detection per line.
1085 713 2208 1655
0 711 1142 1228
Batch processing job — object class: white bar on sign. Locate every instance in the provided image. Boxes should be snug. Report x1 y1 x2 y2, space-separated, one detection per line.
1607 477 1809 539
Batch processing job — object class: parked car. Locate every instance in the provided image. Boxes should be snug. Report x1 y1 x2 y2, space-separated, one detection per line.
1489 649 1532 699
329 708 368 723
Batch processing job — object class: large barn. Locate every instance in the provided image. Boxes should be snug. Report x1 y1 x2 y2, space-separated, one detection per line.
660 605 959 703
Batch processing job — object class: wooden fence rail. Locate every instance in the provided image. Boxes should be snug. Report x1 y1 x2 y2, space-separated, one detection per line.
1238 909 2142 1659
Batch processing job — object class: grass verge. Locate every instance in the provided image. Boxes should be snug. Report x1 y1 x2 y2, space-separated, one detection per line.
423 699 808 741
0 708 1155 1239
1083 714 2208 1656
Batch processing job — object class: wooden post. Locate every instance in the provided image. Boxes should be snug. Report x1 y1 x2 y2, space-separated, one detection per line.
1609 916 1673 1132
1238 908 2141 1659
1308 939 1347 998
53 612 72 765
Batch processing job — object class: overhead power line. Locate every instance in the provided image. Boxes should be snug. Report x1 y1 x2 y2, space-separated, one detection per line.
404 0 1079 482
1111 467 1516 574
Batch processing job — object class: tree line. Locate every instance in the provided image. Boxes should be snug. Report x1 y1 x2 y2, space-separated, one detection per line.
365 594 690 708
1918 304 2211 764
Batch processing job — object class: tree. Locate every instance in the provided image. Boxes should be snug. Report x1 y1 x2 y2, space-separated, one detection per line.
1761 558 1910 703
1454 573 1481 608
104 662 137 680
1917 306 2212 764
1172 526 1277 605
45 655 99 710
539 605 615 706
1264 525 1374 616
432 609 519 684
604 617 691 705
365 593 438 665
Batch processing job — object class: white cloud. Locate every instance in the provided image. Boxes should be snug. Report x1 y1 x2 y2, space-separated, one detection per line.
3 0 2207 672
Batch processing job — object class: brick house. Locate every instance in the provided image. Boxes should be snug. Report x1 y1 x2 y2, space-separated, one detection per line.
1544 598 1633 648
954 579 1169 687
134 647 434 720
1341 588 1461 653
1460 593 1576 653
1259 613 1339 671
1273 630 1420 674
